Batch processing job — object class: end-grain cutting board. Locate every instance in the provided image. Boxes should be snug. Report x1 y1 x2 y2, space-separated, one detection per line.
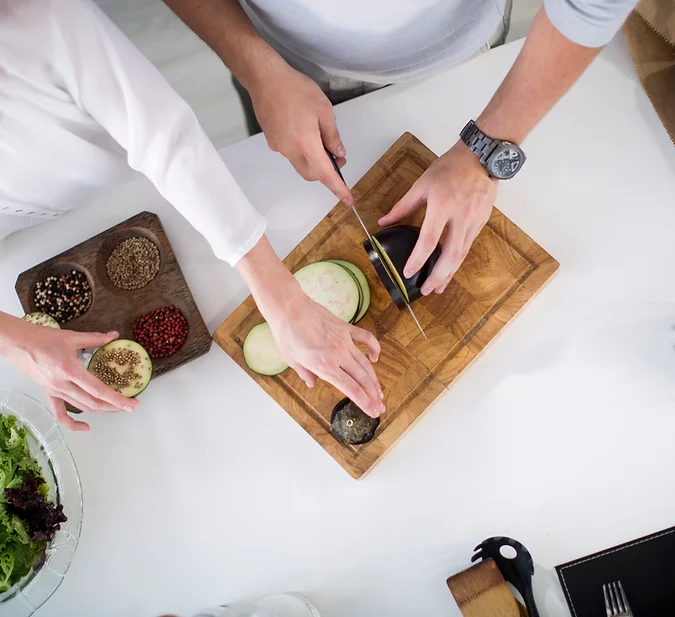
214 133 558 478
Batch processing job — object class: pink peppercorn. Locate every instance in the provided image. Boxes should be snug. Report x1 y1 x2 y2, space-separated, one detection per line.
132 305 188 359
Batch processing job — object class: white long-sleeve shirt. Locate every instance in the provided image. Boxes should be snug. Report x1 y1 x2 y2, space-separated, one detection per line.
0 0 266 266
239 0 640 83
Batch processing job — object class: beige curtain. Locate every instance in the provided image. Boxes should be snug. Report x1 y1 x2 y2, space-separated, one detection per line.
623 0 675 144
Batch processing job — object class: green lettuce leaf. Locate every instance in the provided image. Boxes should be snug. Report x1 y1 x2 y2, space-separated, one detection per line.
0 414 60 593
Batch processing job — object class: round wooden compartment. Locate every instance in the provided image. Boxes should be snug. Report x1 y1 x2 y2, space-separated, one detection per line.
95 227 163 296
28 262 95 325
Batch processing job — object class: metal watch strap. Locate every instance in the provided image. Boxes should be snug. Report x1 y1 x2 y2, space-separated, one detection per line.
460 120 500 166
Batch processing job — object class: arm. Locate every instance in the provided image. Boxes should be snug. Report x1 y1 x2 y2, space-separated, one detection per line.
164 0 353 203
52 0 267 267
47 0 382 417
381 3 636 294
0 312 136 431
476 9 602 145
236 237 384 417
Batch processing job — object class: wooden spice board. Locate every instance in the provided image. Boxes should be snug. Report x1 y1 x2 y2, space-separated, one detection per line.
214 133 558 479
447 559 527 617
15 211 211 382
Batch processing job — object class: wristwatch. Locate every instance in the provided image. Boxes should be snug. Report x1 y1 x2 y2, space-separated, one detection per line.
459 120 526 180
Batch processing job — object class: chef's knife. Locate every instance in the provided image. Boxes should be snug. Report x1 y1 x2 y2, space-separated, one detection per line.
325 149 426 339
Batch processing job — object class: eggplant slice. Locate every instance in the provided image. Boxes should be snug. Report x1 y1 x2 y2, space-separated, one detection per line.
331 398 380 445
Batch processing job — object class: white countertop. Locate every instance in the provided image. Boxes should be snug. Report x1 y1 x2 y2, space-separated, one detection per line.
1 36 675 617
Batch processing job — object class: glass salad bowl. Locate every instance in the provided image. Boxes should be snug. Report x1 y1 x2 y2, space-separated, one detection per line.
0 385 83 617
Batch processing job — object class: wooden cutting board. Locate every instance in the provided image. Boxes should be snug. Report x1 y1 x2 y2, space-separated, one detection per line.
447 559 526 617
214 133 558 478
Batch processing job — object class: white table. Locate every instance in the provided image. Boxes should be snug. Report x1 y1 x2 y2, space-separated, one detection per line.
1 35 674 617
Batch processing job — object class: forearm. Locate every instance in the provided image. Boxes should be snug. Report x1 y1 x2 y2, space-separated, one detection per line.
235 235 303 323
0 312 22 349
476 7 602 144
163 0 288 92
52 0 267 267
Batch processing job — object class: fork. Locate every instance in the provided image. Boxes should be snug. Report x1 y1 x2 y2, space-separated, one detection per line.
603 581 634 617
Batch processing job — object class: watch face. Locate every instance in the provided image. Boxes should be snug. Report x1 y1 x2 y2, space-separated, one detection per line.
488 144 524 179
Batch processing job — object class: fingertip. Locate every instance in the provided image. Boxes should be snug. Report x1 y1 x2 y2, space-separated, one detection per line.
124 400 138 412
336 144 346 158
342 186 355 205
404 260 420 279
66 418 90 432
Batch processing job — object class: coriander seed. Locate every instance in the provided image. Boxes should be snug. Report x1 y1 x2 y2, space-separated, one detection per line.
106 237 160 290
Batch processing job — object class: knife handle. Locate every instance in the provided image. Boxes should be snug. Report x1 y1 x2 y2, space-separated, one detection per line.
324 148 348 185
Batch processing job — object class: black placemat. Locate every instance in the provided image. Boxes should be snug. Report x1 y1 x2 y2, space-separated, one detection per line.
556 526 675 617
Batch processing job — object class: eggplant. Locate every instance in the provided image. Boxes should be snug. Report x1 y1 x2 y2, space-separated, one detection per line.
331 398 380 445
363 225 441 309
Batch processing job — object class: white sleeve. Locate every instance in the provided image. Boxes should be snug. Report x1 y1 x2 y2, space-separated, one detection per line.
544 0 639 47
49 0 266 266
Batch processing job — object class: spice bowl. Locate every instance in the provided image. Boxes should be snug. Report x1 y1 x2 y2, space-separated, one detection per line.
15 211 212 386
95 226 164 296
27 262 95 325
128 298 193 365
132 306 189 362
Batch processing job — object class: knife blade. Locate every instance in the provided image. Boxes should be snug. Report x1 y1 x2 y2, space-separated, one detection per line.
325 149 427 339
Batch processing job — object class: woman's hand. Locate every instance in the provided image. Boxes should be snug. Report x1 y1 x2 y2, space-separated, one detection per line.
236 236 384 418
266 290 384 418
0 313 137 431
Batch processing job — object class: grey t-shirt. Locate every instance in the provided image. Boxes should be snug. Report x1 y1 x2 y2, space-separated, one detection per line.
239 0 640 84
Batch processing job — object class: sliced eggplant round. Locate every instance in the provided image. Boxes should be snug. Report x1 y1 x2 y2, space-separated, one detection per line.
364 225 442 309
331 398 380 445
372 235 409 303
87 339 152 398
243 322 288 376
328 260 371 323
339 264 364 324
22 312 61 329
293 261 360 323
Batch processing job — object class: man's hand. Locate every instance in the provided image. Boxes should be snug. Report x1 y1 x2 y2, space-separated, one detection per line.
379 141 496 295
380 7 604 293
163 0 351 203
248 64 353 205
0 315 137 431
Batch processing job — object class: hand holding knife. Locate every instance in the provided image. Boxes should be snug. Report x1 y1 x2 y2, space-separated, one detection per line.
324 150 427 339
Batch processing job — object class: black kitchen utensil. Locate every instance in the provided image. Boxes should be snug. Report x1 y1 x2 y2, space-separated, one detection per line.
472 536 540 617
